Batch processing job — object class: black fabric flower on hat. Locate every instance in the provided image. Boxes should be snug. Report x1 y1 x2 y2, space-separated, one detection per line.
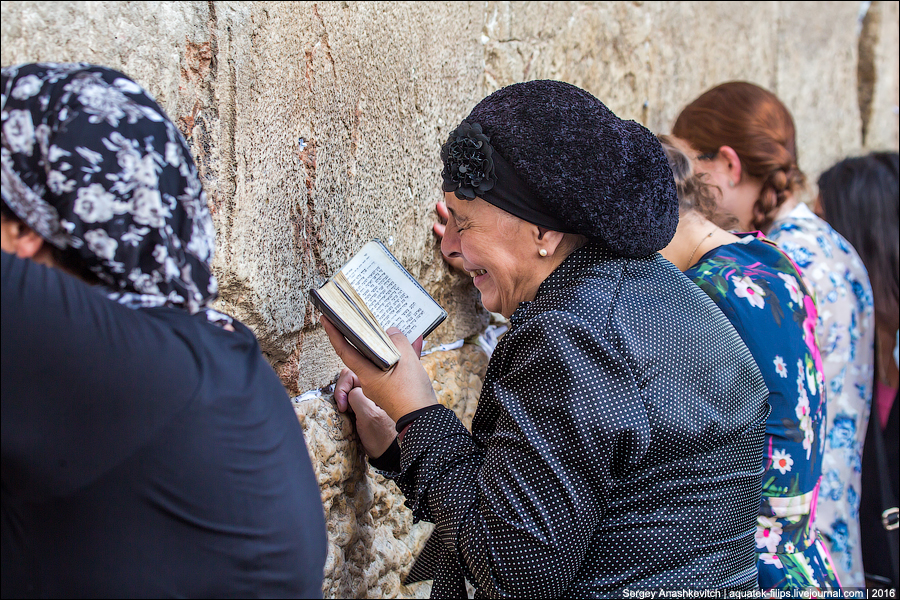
440 121 496 200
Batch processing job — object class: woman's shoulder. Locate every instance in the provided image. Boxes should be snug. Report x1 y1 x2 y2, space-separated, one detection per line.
768 204 869 271
689 238 818 357
525 253 741 354
527 252 700 327
692 235 806 285
144 306 264 363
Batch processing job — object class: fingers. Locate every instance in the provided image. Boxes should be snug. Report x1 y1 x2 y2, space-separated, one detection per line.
347 386 376 415
348 387 397 458
320 315 382 380
412 335 424 357
334 367 360 412
323 319 438 422
435 201 450 222
433 201 448 240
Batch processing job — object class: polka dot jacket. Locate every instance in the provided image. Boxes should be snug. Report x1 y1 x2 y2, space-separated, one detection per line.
395 242 771 598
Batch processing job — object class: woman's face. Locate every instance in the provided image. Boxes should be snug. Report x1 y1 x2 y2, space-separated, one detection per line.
440 192 548 317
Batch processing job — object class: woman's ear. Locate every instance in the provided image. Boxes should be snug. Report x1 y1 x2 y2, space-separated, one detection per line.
0 218 47 259
535 227 566 257
718 145 743 186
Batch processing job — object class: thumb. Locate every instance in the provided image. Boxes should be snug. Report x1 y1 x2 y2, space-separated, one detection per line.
386 328 422 361
347 386 378 415
321 315 383 379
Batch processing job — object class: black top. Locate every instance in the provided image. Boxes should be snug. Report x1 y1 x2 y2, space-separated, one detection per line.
393 243 770 597
859 387 899 585
1 251 327 598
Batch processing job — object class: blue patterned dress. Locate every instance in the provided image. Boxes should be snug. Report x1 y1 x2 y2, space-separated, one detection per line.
686 233 841 590
768 203 875 587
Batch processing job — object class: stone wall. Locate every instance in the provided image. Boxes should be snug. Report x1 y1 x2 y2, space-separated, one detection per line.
2 2 898 597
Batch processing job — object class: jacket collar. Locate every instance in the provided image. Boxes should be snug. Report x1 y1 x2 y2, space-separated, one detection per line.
508 242 617 329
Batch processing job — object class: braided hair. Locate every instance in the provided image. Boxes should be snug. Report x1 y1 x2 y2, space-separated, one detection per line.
673 81 806 232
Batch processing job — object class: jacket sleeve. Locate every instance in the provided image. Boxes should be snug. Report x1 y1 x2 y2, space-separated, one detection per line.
395 310 651 597
1 251 203 500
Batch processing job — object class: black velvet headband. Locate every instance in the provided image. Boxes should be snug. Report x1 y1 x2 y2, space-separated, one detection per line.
440 122 575 233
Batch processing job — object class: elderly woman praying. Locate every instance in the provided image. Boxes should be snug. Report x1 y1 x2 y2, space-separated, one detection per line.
321 80 770 597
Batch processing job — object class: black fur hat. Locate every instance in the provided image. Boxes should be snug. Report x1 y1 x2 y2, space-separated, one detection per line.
446 80 678 258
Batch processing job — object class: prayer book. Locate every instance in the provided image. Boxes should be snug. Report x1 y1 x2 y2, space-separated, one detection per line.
310 239 447 370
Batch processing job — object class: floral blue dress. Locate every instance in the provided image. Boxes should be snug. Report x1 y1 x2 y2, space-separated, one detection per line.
686 233 841 590
768 203 875 587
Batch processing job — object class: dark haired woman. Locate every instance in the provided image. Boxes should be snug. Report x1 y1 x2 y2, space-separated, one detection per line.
817 152 899 588
1 63 327 597
673 82 875 587
323 80 769 596
658 135 840 591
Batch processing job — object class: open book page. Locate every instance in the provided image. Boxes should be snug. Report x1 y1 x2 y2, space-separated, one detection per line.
340 241 445 340
314 278 401 367
332 271 395 350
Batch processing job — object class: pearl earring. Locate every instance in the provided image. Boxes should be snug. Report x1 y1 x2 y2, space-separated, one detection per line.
728 180 735 188
539 248 548 257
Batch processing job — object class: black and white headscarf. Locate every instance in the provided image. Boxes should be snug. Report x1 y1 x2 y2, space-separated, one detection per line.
1 62 227 322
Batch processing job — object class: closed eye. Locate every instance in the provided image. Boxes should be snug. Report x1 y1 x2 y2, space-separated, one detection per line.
447 207 471 234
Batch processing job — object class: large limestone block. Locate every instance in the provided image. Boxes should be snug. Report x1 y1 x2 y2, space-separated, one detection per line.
646 1 780 134
481 0 659 113
774 1 863 195
475 1 872 202
294 342 488 598
196 2 491 367
293 393 432 598
860 0 900 153
0 0 209 118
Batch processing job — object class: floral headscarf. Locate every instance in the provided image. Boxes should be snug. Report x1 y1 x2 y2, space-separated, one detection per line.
1 62 227 322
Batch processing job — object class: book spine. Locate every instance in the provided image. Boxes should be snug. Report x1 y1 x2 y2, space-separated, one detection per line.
309 289 395 371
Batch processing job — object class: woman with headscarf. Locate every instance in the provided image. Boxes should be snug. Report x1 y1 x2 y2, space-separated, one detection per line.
672 82 875 587
322 80 770 596
1 63 327 598
657 135 841 590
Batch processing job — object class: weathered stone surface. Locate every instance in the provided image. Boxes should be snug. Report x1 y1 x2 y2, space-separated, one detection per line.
860 0 900 154
422 342 491 431
194 1 491 364
292 388 431 598
293 343 488 598
2 2 897 597
773 1 863 198
3 0 897 373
